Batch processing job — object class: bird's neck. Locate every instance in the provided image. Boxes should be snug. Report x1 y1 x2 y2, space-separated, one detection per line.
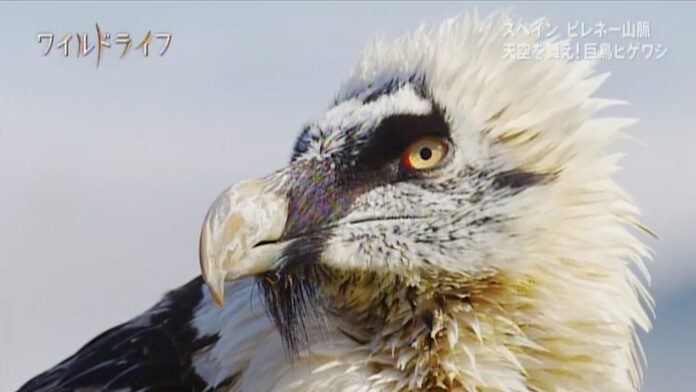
322 266 644 391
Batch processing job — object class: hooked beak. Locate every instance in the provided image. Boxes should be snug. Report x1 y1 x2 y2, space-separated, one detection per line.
199 177 288 307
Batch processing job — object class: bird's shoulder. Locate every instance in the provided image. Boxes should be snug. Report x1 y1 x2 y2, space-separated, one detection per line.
17 277 219 392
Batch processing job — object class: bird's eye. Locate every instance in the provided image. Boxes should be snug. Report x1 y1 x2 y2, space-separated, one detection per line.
400 137 449 171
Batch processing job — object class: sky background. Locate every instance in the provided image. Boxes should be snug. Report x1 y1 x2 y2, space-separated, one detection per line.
0 2 694 391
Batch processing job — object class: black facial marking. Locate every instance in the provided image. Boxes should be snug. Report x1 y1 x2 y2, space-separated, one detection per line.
361 75 428 104
290 125 312 162
214 372 242 391
493 169 549 190
355 107 450 172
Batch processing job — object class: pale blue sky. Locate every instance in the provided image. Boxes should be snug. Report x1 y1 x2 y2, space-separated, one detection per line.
0 2 694 391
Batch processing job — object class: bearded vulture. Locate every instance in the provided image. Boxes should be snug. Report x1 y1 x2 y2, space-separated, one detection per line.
18 12 653 392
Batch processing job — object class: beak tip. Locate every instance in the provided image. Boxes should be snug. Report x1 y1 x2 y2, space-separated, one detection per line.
202 269 227 308
212 290 226 308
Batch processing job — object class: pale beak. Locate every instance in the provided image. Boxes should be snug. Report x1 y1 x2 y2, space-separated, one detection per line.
199 178 288 307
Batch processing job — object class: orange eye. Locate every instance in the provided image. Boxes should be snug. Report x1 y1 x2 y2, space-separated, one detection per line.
400 137 449 171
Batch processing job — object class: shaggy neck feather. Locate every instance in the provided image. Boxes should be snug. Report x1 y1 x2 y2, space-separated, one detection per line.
321 264 641 392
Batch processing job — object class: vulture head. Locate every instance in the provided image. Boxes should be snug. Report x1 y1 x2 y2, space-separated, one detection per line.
199 13 652 391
